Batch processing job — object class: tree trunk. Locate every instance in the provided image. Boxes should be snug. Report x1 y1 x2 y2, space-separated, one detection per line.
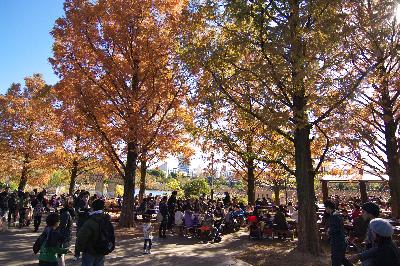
359 181 368 203
69 134 81 196
119 142 138 228
381 85 400 218
273 182 280 206
18 153 30 191
321 180 329 203
247 158 255 205
289 0 320 254
139 159 147 203
294 124 320 255
69 158 78 196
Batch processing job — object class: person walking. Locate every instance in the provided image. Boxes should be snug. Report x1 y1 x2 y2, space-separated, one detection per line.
74 191 90 260
75 199 115 266
58 198 74 266
36 213 69 266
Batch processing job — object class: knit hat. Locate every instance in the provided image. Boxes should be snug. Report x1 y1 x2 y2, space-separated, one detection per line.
370 218 394 237
362 202 380 217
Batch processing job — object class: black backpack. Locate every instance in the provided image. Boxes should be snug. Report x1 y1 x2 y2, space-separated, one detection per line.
92 215 115 255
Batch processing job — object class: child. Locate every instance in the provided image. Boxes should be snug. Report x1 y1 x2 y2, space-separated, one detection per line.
174 208 184 235
37 213 69 266
143 215 153 254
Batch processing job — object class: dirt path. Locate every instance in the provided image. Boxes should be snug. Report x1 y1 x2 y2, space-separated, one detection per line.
0 223 252 266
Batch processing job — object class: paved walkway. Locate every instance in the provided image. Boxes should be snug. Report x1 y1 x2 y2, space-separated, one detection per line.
0 223 252 266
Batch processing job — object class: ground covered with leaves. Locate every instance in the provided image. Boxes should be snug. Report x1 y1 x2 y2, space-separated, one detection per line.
237 240 333 266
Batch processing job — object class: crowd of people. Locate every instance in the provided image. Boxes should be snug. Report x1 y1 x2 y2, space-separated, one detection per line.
1 186 400 265
0 187 114 266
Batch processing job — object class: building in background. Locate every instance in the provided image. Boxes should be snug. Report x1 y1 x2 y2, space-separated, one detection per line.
178 154 191 176
158 162 169 176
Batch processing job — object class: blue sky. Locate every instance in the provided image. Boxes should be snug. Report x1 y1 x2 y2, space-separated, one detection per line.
0 0 64 94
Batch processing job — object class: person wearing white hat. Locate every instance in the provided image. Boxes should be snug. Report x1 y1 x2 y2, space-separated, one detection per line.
348 218 400 265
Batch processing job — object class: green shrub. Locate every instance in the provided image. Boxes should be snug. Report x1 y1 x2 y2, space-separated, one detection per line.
183 178 211 198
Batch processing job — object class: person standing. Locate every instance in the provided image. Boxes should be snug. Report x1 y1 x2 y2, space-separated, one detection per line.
32 192 45 232
143 215 153 254
18 192 31 228
223 192 231 207
75 199 115 266
159 196 168 238
74 191 90 260
324 200 352 266
7 192 17 227
0 187 10 228
167 191 177 230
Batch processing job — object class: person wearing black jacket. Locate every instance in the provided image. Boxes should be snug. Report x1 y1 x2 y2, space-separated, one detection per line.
348 218 400 266
159 196 169 238
7 192 17 226
0 187 10 219
59 198 74 248
32 192 46 232
223 192 231 207
167 191 177 230
58 198 74 266
74 191 90 260
324 200 352 266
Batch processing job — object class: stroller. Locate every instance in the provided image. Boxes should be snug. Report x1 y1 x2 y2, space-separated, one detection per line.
248 216 262 240
213 218 224 243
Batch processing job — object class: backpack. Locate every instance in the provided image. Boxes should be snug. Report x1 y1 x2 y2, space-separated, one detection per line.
33 229 51 254
92 216 115 255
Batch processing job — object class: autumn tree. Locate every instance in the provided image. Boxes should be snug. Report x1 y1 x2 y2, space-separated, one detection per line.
338 0 400 217
0 74 59 190
181 0 382 254
137 104 193 203
51 0 188 227
54 99 107 195
192 89 282 205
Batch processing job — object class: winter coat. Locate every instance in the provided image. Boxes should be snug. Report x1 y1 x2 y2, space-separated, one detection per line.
328 211 346 249
59 207 73 247
75 213 112 256
38 227 68 263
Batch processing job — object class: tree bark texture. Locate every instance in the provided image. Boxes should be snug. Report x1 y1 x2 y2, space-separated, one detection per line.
381 82 400 217
139 159 147 203
119 142 138 228
273 182 280 206
359 181 368 203
289 0 320 254
18 153 30 191
247 158 255 205
294 124 320 255
69 135 81 196
69 158 78 196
